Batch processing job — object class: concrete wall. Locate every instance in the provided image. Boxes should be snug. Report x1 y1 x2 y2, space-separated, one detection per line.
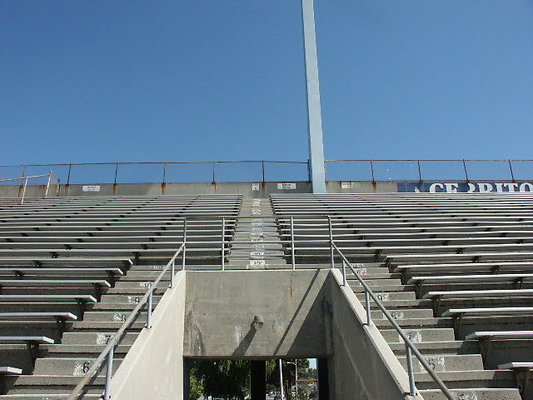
327 270 423 400
183 270 331 359
112 271 186 400
0 181 403 199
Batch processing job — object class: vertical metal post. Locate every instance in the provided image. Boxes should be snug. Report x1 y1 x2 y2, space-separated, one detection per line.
103 346 114 400
290 216 296 270
146 291 153 328
417 160 423 182
328 216 334 269
462 159 469 182
45 172 52 197
508 160 516 182
169 258 175 288
261 161 266 183
20 177 29 205
212 162 216 184
221 217 225 271
365 290 372 326
278 359 285 400
162 163 167 184
405 344 417 396
182 218 187 270
301 0 326 194
66 164 72 185
113 163 119 185
341 260 347 286
370 160 375 182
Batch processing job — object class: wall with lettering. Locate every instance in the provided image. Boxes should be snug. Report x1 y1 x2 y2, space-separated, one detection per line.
397 182 533 193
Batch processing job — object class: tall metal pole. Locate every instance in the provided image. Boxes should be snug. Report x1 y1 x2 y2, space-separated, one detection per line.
279 359 285 400
301 0 327 193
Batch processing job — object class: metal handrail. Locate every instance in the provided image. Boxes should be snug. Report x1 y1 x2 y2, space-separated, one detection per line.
0 173 54 183
0 172 60 204
330 241 455 400
67 241 186 400
0 159 531 185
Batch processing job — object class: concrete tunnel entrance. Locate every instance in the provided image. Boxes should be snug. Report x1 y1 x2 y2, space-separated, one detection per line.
111 269 415 399
183 358 328 400
182 270 332 399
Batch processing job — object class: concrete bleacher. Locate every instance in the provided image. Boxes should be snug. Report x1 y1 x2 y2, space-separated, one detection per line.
0 195 241 399
272 193 533 400
1 191 532 399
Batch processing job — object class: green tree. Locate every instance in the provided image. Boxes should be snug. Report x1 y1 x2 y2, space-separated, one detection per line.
192 360 250 400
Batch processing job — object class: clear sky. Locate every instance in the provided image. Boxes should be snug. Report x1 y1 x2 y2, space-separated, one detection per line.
1 0 532 166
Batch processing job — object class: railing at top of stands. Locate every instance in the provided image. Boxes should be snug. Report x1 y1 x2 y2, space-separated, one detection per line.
0 172 60 203
67 239 186 400
0 159 531 184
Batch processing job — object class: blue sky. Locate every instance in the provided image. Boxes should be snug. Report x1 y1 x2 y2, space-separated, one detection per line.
1 0 532 167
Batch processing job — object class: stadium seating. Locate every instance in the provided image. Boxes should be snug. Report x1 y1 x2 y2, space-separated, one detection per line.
272 193 533 400
0 195 241 399
1 191 532 399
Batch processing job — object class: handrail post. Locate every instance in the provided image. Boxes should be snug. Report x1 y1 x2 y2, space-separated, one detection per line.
103 345 114 400
45 172 52 197
341 259 347 286
405 344 417 396
221 217 225 271
328 216 334 269
508 159 516 182
182 218 187 271
462 159 469 182
290 216 296 270
146 290 153 329
365 289 372 326
169 257 175 288
20 177 29 204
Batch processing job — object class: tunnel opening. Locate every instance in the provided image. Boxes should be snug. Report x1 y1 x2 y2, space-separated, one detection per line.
184 358 326 400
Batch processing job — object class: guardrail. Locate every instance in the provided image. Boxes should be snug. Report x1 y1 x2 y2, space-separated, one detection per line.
0 159 531 185
67 241 186 400
0 172 59 203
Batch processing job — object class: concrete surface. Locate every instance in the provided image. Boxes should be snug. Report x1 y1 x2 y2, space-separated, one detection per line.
111 271 186 400
183 270 331 359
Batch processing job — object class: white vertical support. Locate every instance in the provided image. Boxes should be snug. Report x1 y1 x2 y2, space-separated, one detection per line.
301 0 326 193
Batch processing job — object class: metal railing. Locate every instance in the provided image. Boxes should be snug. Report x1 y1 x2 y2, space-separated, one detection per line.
0 159 530 185
67 241 186 400
0 172 59 203
329 240 455 399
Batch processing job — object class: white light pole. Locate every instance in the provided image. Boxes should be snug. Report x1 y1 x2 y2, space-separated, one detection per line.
279 359 285 399
301 0 327 193
287 361 298 399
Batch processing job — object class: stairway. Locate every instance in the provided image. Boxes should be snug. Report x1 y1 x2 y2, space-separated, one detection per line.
226 198 288 270
349 262 522 400
0 263 170 399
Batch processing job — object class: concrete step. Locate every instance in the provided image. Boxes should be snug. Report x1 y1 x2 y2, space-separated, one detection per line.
381 328 456 343
44 344 131 357
61 331 138 346
414 369 516 389
389 340 480 356
371 308 434 320
32 357 123 376
82 311 143 323
397 354 484 373
419 388 522 400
